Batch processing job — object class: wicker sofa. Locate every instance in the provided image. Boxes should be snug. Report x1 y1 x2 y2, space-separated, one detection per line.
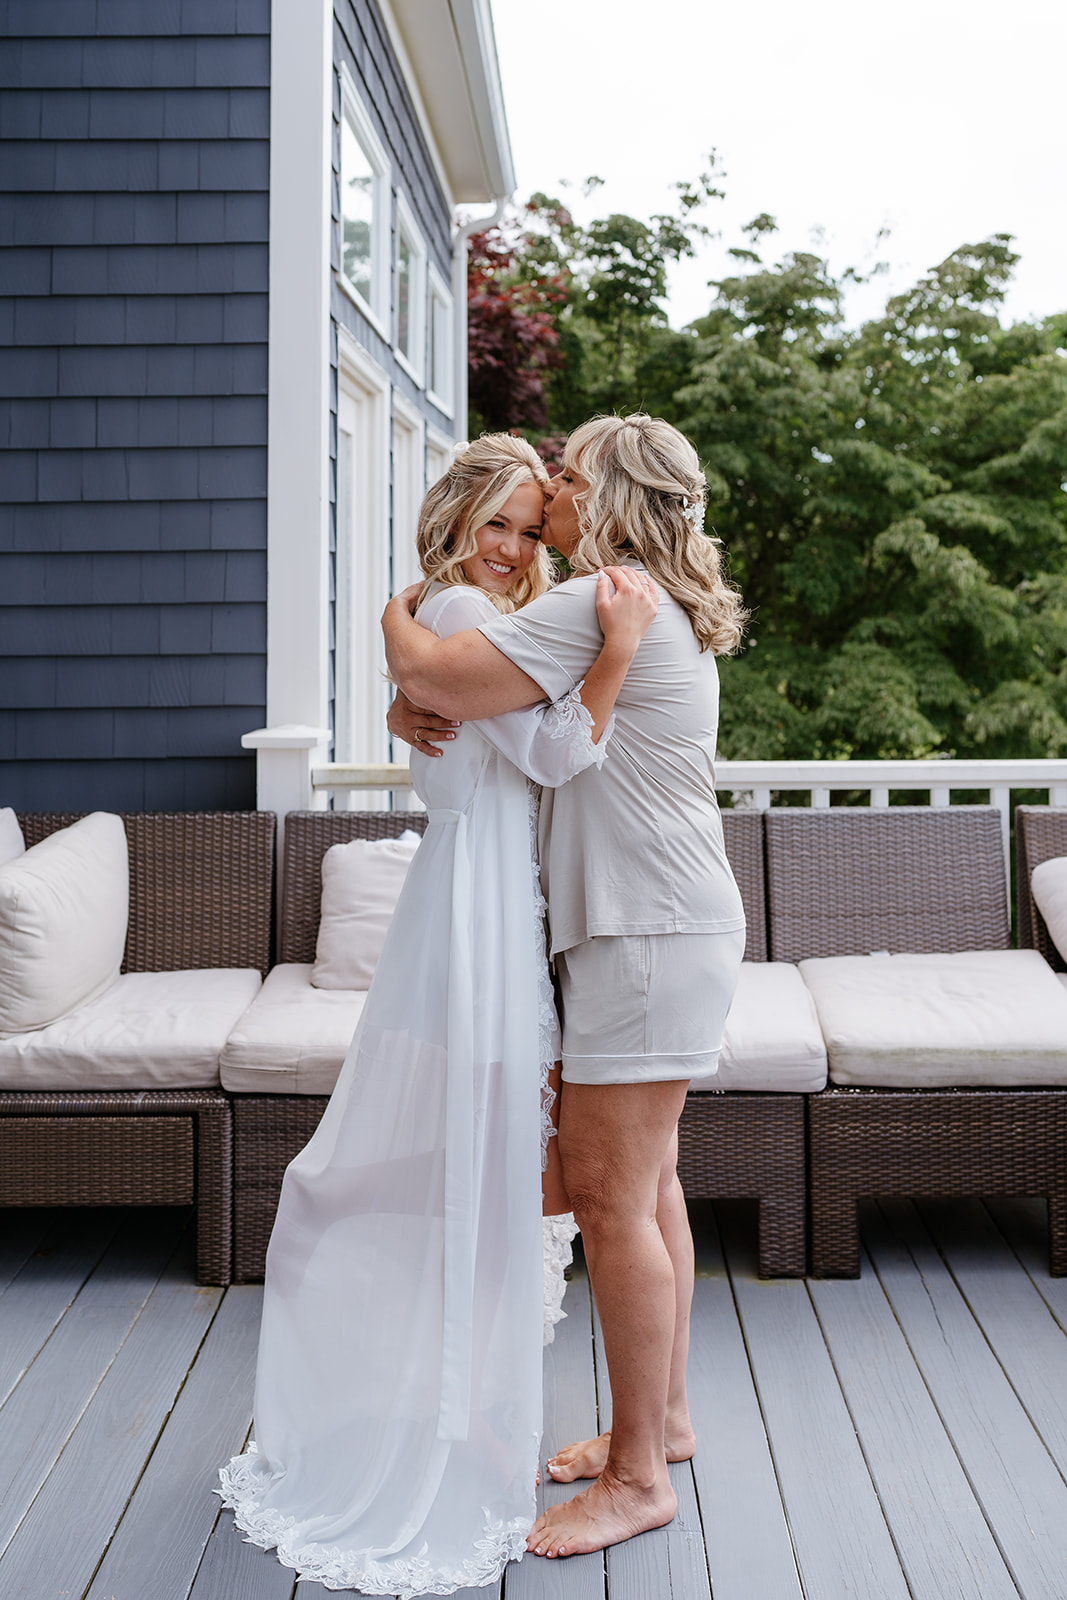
676 809 824 1277
1016 805 1067 972
225 810 428 1281
782 806 1067 1277
226 808 822 1282
1 812 275 1285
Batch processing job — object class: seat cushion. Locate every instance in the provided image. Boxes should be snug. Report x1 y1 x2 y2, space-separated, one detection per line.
800 949 1067 1086
1031 856 1067 963
0 812 129 1035
0 808 24 868
220 963 367 1094
691 961 827 1092
0 968 262 1091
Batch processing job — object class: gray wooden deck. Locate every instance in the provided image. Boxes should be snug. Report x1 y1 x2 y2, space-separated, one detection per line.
3 1196 1067 1599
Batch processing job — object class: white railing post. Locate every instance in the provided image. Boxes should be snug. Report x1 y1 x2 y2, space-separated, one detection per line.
991 785 1012 895
242 725 332 857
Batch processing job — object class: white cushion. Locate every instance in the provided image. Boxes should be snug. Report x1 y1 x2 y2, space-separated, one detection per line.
0 968 262 1091
311 833 421 990
0 812 129 1036
220 963 367 1094
799 949 1067 1086
1032 857 1067 963
0 808 25 868
690 962 828 1092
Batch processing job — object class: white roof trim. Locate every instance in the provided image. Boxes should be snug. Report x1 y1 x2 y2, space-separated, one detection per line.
385 0 515 202
375 0 455 208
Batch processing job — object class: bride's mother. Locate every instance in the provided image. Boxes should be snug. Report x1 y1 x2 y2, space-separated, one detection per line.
383 415 746 1558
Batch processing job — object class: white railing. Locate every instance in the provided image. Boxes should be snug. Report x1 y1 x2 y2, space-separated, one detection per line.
305 756 1067 887
242 732 1067 874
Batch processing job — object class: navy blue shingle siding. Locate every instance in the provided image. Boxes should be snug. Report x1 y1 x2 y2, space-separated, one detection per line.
0 6 267 810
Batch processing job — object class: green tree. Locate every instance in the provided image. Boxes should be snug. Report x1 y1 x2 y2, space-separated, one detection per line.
467 188 1067 762
678 227 1067 759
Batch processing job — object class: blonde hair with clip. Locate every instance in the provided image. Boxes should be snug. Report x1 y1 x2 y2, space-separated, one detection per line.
564 414 746 653
415 434 553 613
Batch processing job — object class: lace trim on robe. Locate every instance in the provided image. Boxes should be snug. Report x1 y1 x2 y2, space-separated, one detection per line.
218 1446 530 1597
526 776 559 1170
540 680 614 770
525 774 580 1346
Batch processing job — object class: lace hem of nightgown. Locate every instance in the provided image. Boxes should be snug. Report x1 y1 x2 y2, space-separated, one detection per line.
218 1446 528 1596
542 681 613 770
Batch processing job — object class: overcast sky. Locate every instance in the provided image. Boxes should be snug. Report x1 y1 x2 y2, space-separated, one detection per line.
491 0 1067 332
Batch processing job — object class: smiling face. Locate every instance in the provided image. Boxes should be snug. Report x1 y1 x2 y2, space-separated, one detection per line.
542 467 588 560
459 481 545 596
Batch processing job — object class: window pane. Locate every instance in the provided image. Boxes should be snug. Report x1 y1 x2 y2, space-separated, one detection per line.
430 290 450 399
342 114 374 302
430 293 440 394
398 235 411 358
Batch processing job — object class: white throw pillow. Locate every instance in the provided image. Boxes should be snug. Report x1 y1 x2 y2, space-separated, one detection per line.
0 812 130 1035
1032 856 1067 963
0 808 25 868
311 831 421 991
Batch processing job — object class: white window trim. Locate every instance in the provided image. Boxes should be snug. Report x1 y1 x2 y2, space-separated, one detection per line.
425 423 453 490
335 328 392 800
264 0 333 791
391 389 426 596
338 60 391 340
393 189 427 387
426 260 455 419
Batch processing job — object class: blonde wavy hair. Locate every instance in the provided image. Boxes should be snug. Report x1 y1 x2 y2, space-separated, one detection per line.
564 415 746 654
415 434 553 613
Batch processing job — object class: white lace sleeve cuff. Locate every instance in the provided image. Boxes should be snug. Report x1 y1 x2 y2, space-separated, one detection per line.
543 681 614 772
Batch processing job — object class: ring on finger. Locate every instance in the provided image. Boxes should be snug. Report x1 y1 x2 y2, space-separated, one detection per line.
414 727 424 744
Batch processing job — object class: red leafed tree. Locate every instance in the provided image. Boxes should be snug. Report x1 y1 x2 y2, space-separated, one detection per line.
466 223 568 431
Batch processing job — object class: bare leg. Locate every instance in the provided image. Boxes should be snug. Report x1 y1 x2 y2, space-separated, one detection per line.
527 1080 687 1558
547 1128 695 1482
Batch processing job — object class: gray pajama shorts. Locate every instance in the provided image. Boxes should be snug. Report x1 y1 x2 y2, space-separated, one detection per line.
555 927 746 1085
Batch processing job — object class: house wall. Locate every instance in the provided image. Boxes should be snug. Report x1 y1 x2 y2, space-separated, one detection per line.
329 0 456 765
0 1 270 811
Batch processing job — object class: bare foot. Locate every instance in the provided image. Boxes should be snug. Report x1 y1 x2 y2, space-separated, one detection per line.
546 1424 696 1483
526 1469 677 1557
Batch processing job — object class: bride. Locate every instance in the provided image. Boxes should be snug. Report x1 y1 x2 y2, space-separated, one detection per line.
218 433 657 1595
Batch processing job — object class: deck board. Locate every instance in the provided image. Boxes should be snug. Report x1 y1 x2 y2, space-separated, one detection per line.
0 1232 223 1597
917 1197 1067 1476
809 1230 1017 1600
589 1313 711 1600
0 1210 184 1560
0 1209 121 1407
3 1200 1067 1598
868 1198 1067 1596
0 1208 58 1295
987 1196 1067 1323
189 1503 298 1600
719 1202 911 1600
507 1267 605 1600
85 1284 263 1600
688 1201 803 1600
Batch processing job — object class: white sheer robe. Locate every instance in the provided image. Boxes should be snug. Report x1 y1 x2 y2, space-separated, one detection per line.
219 583 611 1596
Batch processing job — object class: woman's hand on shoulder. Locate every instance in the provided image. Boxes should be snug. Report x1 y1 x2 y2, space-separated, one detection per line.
595 566 659 654
387 688 460 756
382 582 423 626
